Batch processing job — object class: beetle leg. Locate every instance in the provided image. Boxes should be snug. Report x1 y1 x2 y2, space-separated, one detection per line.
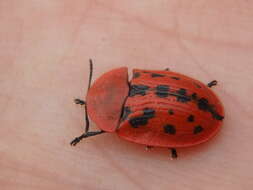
207 80 218 88
145 145 154 150
84 59 94 132
70 130 105 146
170 148 178 159
73 98 90 132
74 99 86 105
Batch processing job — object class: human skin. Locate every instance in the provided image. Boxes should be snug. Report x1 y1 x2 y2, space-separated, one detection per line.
1 0 253 190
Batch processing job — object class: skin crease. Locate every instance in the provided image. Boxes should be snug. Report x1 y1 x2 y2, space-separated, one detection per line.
0 0 253 190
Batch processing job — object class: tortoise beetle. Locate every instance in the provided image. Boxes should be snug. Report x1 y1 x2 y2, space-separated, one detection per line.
71 60 224 158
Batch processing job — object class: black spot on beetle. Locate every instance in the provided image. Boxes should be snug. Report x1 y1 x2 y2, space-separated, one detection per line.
164 124 176 134
193 125 203 134
157 85 170 91
194 83 202 88
213 113 224 121
177 88 187 95
187 115 195 122
129 85 150 97
197 97 224 121
133 72 141 78
151 73 165 78
209 109 224 121
191 93 198 100
176 88 190 103
129 117 148 128
121 107 132 121
197 98 209 111
129 108 155 128
168 109 174 115
143 108 155 118
156 85 170 98
171 76 180 80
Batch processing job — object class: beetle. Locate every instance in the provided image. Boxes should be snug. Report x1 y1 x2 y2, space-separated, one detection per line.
70 59 224 158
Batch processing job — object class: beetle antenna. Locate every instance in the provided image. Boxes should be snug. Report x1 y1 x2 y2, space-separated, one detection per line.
70 59 94 145
88 59 93 90
84 59 93 133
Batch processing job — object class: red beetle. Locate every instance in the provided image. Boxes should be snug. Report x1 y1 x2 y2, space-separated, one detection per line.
71 60 224 158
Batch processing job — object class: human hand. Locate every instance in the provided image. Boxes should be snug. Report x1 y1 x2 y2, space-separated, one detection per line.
1 1 252 189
